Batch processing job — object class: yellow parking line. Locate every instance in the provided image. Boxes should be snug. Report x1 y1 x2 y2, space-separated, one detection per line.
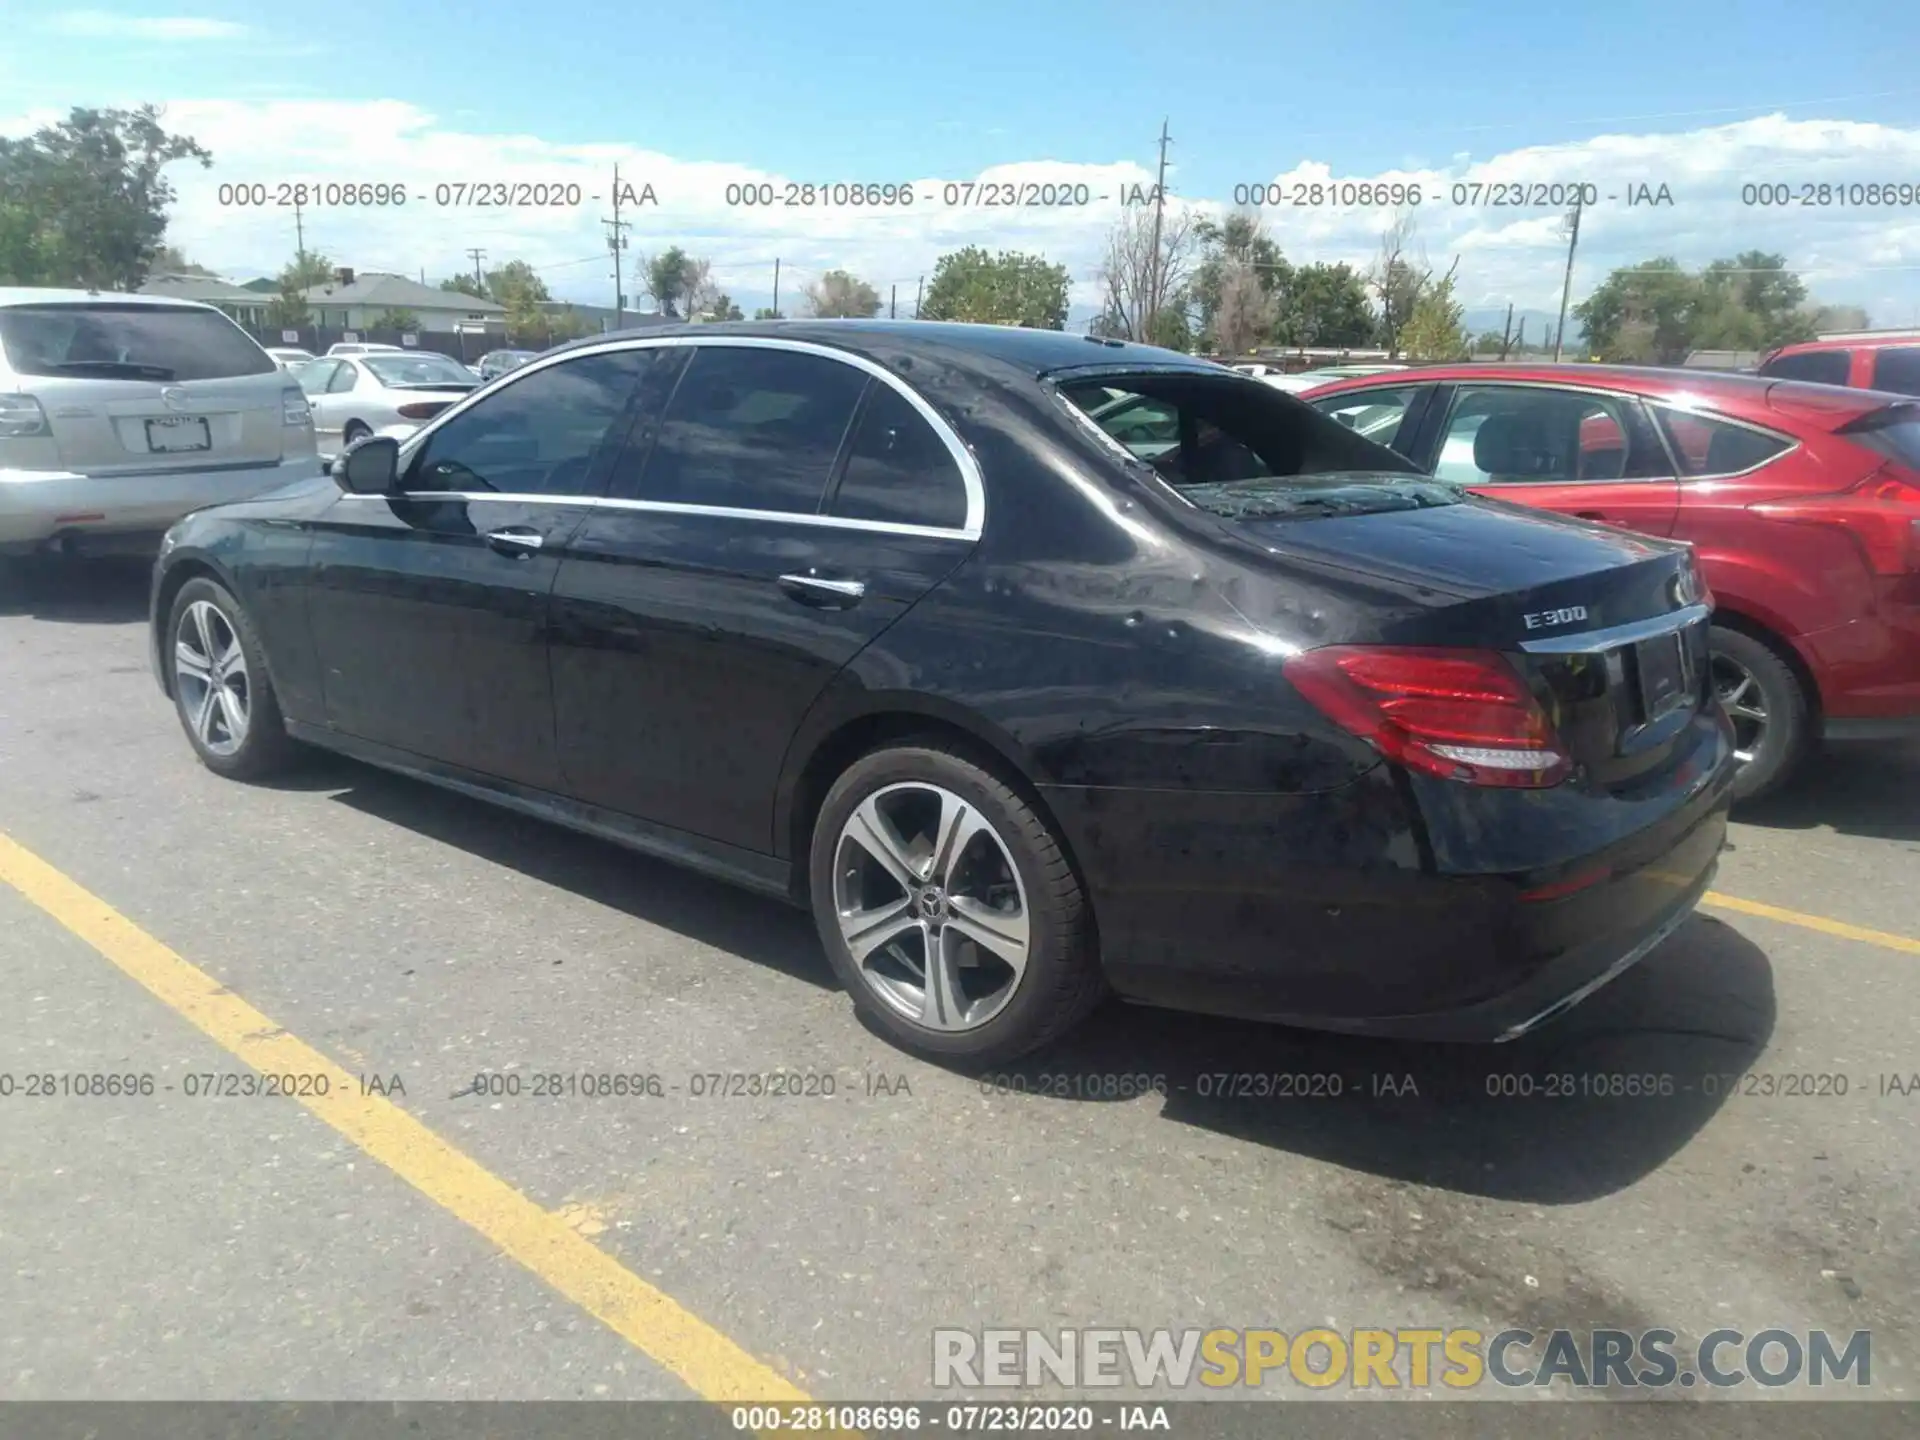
1701 889 1920 957
0 829 808 1407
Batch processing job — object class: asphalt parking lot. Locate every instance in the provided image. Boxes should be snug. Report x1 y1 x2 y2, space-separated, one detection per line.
2 556 1917 1420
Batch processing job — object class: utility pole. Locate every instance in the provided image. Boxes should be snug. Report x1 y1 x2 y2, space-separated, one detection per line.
1145 117 1173 332
467 247 487 293
772 258 780 318
293 199 307 275
914 275 923 319
1514 316 1527 356
1498 301 1514 360
1552 195 1583 362
890 283 897 320
603 163 631 326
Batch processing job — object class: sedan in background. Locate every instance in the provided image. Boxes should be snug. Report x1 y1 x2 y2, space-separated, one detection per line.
298 350 483 455
325 342 406 358
151 321 1732 1062
477 348 537 381
1307 365 1920 799
265 346 315 373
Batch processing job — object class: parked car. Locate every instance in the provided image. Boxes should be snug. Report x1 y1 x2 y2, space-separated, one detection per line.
265 346 316 372
1305 364 1920 799
325 342 407 358
477 348 537 382
297 350 483 455
0 289 319 565
1759 333 1920 397
151 322 1734 1061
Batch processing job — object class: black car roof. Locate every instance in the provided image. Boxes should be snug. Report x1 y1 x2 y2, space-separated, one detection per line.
544 319 1222 379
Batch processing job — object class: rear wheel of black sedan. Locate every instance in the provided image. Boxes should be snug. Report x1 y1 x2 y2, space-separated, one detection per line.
809 744 1105 1064
166 577 298 781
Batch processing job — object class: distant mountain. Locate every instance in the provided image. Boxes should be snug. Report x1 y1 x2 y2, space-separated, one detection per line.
1463 307 1579 344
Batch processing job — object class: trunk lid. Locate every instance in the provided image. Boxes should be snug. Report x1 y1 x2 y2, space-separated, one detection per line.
0 301 291 475
1209 478 1713 787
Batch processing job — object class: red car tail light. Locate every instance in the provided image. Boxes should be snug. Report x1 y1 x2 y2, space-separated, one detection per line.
1284 645 1570 788
1751 471 1920 577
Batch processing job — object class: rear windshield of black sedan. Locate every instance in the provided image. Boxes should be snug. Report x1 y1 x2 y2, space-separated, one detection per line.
1058 371 1447 518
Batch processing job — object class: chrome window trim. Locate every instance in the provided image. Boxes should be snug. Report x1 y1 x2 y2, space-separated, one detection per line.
334 488 978 541
385 333 984 540
1518 602 1711 654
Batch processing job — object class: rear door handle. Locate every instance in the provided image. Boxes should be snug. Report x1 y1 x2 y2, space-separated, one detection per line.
486 527 544 556
779 572 866 608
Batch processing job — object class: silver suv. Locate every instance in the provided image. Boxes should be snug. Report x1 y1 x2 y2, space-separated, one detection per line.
0 289 321 558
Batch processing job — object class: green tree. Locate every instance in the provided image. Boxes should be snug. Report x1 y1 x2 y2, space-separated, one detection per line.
280 251 336 291
1574 258 1703 364
150 243 217 277
752 306 785 320
370 308 420 332
1806 303 1869 333
1192 211 1287 349
440 274 489 299
639 246 690 317
1399 266 1470 360
1144 305 1193 352
804 269 883 318
1279 262 1376 347
919 246 1071 329
704 291 744 322
0 104 211 289
1700 251 1813 347
264 287 311 328
1473 329 1508 354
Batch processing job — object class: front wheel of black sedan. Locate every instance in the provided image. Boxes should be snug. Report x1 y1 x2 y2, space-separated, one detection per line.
809 744 1105 1064
166 577 298 781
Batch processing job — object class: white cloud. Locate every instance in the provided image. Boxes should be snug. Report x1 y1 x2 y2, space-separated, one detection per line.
45 12 247 40
17 98 1920 323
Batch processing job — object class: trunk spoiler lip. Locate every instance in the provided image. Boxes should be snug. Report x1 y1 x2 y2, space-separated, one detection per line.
1517 602 1711 655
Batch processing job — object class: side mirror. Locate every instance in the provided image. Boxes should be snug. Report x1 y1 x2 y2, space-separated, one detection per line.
332 435 400 494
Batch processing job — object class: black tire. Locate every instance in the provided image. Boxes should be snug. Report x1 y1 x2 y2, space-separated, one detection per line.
1710 623 1809 803
808 742 1105 1064
165 576 299 781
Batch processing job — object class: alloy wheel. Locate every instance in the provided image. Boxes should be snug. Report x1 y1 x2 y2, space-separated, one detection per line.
174 599 251 757
832 782 1031 1032
1711 652 1768 765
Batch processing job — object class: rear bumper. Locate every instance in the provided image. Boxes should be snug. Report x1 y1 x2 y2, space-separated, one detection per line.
0 456 323 551
1044 714 1736 1043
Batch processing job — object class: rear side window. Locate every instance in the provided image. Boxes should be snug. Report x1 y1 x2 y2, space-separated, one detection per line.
829 382 969 530
639 346 866 512
1433 386 1668 485
1652 407 1792 476
1870 348 1920 397
298 359 340 395
326 363 359 393
0 304 275 381
1309 386 1420 454
1760 349 1851 386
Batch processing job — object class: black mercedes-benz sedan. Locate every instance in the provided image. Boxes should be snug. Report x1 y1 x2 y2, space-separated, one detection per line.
150 320 1737 1062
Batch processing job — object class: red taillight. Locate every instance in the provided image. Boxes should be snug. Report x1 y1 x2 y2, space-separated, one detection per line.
396 401 450 420
1285 645 1569 788
1751 471 1920 577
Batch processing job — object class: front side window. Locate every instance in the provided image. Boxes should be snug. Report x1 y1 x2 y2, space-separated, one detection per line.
1309 386 1420 454
636 346 867 512
1760 349 1851 386
298 359 339 396
409 350 652 496
1433 387 1667 486
1652 407 1792 477
829 383 969 530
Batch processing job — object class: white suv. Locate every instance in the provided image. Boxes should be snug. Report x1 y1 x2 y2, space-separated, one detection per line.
0 289 321 559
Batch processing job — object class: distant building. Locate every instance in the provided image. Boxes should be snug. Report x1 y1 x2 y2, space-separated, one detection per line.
297 271 507 334
1683 349 1761 372
138 273 276 326
536 300 679 334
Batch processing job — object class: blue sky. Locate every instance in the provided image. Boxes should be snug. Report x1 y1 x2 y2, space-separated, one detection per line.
8 1 1920 325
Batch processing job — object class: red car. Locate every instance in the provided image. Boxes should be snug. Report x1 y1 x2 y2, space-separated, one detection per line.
1305 365 1920 799
1759 333 1920 396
